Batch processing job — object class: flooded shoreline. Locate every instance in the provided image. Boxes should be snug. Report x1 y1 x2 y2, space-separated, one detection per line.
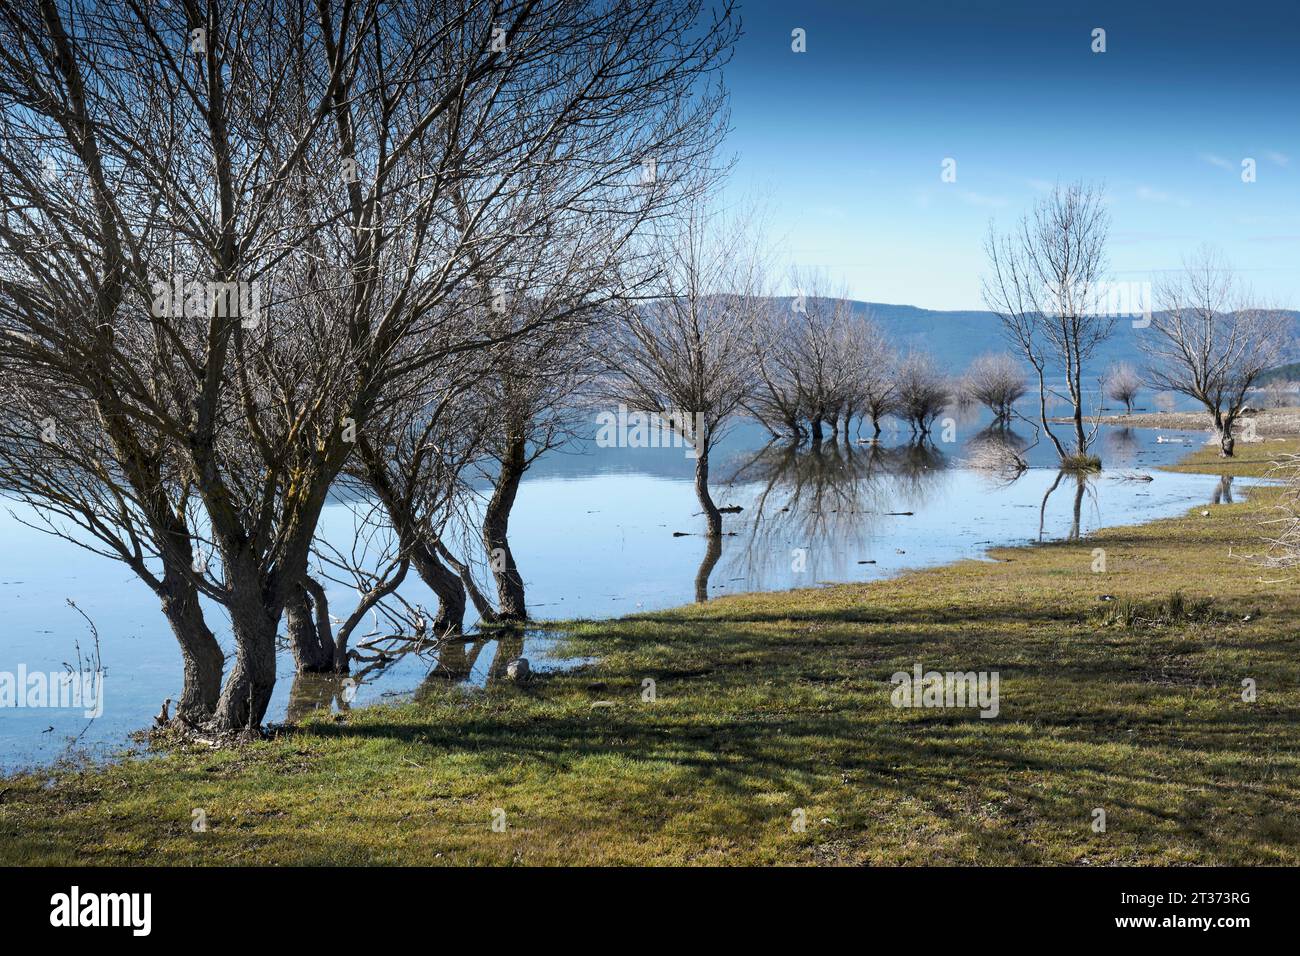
0 418 1261 772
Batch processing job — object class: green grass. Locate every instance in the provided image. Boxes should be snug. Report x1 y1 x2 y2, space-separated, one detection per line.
3 442 1300 865
1061 452 1103 474
1159 439 1294 478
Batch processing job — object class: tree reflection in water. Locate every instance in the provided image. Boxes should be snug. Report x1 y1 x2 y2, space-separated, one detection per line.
965 425 1029 485
689 427 1113 602
286 673 353 724
285 625 533 723
415 628 526 696
285 634 425 722
1036 470 1097 542
695 438 952 599
1103 426 1141 466
695 534 723 602
963 423 1097 543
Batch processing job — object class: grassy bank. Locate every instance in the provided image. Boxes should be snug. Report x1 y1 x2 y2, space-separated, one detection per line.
1160 439 1295 477
3 443 1299 865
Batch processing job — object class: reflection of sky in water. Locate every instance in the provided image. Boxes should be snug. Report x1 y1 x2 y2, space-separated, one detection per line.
0 409 1253 770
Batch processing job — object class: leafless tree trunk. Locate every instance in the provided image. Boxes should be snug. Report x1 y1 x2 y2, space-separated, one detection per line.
482 431 529 620
285 584 335 674
1104 362 1142 415
601 200 767 538
1140 246 1287 457
983 182 1113 467
1 0 738 730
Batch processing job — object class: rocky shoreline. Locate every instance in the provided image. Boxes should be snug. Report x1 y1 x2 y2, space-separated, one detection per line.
1051 406 1300 439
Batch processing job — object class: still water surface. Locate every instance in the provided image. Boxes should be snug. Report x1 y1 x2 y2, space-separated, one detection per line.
0 410 1253 770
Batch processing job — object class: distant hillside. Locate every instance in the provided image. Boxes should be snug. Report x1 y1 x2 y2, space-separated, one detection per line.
1259 362 1300 384
788 299 1300 381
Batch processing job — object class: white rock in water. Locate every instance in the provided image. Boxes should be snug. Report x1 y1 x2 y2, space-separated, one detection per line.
506 658 530 682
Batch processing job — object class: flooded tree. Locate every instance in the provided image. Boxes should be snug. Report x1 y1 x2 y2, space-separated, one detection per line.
747 283 893 443
1104 362 1142 415
983 182 1113 469
1140 246 1287 457
747 309 810 442
474 296 603 622
893 352 953 438
0 366 225 722
859 348 902 439
781 280 859 444
0 0 740 731
962 353 1027 425
602 200 767 537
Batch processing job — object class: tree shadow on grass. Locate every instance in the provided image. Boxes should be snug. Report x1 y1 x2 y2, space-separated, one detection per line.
297 695 1299 862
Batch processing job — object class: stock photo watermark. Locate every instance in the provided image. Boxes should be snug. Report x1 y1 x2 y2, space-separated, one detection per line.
890 664 1000 718
50 886 150 936
0 665 103 718
595 405 705 459
150 275 263 328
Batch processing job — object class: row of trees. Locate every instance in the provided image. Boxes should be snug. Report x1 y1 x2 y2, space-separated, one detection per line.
0 5 1288 737
984 182 1289 464
642 186 1292 568
0 0 739 730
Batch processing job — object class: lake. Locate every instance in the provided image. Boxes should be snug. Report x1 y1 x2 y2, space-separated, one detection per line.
0 403 1252 771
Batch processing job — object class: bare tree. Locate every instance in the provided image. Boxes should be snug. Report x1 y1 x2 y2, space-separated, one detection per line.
893 351 952 438
782 281 861 444
353 141 698 629
1140 246 1288 456
747 303 810 442
473 296 603 621
846 315 897 438
746 284 892 444
0 363 225 722
1263 378 1296 409
859 343 900 439
1104 362 1142 415
0 0 739 730
983 182 1113 467
601 200 765 537
337 349 489 655
962 352 1027 424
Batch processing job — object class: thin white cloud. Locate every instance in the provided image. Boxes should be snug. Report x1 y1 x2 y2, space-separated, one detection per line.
1112 231 1198 243
958 190 1008 208
1136 185 1191 207
1265 150 1291 167
1199 152 1235 170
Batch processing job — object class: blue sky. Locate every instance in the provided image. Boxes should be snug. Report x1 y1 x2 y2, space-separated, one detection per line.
720 0 1300 310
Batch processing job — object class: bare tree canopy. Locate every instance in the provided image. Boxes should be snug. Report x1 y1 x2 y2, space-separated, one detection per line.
745 276 894 444
893 351 953 437
962 352 1027 424
1104 362 1142 415
1140 245 1289 456
0 0 739 729
982 181 1113 466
